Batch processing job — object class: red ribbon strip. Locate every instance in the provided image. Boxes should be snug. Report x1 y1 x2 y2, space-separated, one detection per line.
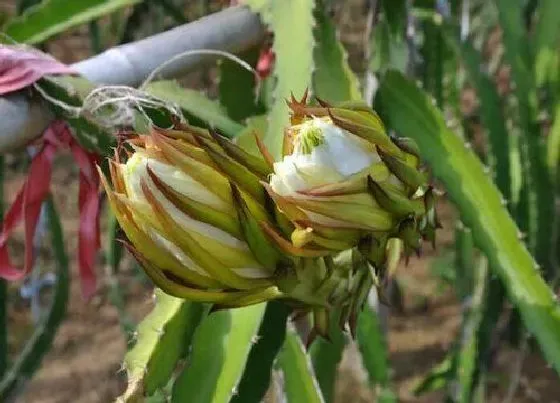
0 121 100 298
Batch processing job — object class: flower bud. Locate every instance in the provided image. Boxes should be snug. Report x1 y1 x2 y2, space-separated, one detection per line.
267 96 438 270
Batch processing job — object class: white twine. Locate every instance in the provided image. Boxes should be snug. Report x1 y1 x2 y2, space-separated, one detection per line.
34 49 257 132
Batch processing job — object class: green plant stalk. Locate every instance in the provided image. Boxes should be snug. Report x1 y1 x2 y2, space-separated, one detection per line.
454 223 475 301
377 70 560 373
145 81 244 138
278 325 325 403
312 0 361 103
88 20 103 54
36 76 115 155
357 302 395 400
171 304 266 403
231 301 290 403
493 0 554 271
105 210 135 338
449 257 488 403
448 32 512 202
120 292 208 401
156 0 187 24
421 19 445 108
309 310 346 403
242 0 316 159
413 356 453 396
218 47 264 122
3 0 143 45
0 198 69 400
533 0 560 98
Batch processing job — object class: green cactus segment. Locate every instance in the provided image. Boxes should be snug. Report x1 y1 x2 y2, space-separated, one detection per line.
533 0 560 91
0 198 69 400
492 0 554 268
377 70 560 373
413 357 452 396
245 0 316 159
145 81 244 138
454 224 475 302
36 76 115 155
2 0 141 44
451 257 488 403
121 292 208 400
105 210 135 338
219 47 264 122
309 311 346 403
278 325 325 403
312 1 361 103
356 303 395 401
448 34 511 202
231 301 290 403
171 303 266 403
549 105 560 184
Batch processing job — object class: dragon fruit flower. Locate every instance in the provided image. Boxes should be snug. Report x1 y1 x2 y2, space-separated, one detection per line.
99 123 374 324
267 96 440 273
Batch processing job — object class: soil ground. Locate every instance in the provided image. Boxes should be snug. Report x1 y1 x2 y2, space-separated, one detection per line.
1 1 559 402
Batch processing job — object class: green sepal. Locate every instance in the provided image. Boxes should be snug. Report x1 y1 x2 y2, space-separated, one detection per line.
358 234 389 270
378 148 428 191
195 134 267 205
336 100 376 113
230 182 290 270
329 108 402 157
208 129 272 179
391 136 421 159
367 176 425 218
398 217 422 258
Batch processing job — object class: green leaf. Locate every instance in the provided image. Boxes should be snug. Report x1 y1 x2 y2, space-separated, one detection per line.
121 292 208 400
231 301 290 403
171 304 266 403
312 2 360 103
144 81 244 138
376 69 560 374
0 198 69 400
2 0 142 45
278 325 325 403
245 0 316 159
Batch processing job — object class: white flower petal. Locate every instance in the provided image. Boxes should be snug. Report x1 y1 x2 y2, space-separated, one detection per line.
231 267 271 279
148 229 211 277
